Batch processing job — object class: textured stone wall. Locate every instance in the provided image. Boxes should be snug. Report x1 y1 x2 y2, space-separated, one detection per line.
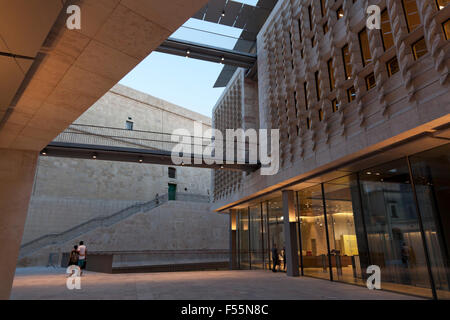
18 200 229 267
23 84 213 244
212 0 450 210
212 69 259 202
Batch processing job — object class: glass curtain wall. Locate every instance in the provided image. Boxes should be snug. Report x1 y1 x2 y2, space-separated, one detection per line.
298 185 330 280
238 208 250 269
262 202 271 269
409 144 450 299
267 197 284 272
323 175 366 285
249 205 264 269
359 158 433 298
233 143 450 299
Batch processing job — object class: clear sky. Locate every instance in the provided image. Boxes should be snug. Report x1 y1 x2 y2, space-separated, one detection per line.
119 13 251 118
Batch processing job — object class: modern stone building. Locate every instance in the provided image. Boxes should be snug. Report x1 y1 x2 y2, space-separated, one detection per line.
18 84 228 268
212 0 450 300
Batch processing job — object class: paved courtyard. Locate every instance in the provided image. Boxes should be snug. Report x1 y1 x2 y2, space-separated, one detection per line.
11 268 422 300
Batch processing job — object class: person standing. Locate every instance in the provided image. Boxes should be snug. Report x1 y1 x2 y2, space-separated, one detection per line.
77 241 87 276
68 245 79 267
271 245 279 272
281 247 286 271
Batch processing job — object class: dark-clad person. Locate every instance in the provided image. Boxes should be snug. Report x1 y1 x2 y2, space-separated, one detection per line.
68 245 79 267
271 245 279 272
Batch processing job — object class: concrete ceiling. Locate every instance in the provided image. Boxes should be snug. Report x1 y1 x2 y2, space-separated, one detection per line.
0 0 209 151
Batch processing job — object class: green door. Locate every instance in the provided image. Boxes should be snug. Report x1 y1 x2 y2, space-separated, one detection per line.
168 183 176 201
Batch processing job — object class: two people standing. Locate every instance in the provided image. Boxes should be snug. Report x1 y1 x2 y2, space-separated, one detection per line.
67 241 87 275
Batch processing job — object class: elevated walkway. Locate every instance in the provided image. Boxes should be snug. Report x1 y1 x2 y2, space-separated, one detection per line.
43 124 260 172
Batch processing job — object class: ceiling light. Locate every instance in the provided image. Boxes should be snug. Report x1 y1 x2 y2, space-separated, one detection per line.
221 10 225 17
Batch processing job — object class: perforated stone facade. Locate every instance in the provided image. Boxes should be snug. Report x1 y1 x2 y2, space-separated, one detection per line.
212 0 450 211
212 69 259 201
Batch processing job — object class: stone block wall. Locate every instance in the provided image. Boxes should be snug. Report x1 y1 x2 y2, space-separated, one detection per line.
22 84 213 245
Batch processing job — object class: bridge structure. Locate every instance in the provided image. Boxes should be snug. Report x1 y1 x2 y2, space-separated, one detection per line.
42 124 261 172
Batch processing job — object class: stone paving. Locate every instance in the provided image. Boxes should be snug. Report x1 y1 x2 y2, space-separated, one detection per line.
10 267 422 300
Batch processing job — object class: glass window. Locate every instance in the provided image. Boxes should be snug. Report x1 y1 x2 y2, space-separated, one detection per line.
436 0 449 10
359 28 372 66
308 5 313 30
387 56 400 76
443 19 450 40
347 86 356 102
304 82 309 110
298 185 330 280
298 20 303 43
402 0 421 32
268 197 285 272
168 167 176 179
332 99 339 112
125 120 134 130
315 71 321 101
412 37 428 60
381 9 395 50
337 6 344 20
249 205 264 269
409 144 450 300
323 22 329 34
324 175 367 285
262 202 271 270
327 59 335 90
238 208 250 269
342 45 352 79
365 73 376 90
320 0 327 17
359 158 433 298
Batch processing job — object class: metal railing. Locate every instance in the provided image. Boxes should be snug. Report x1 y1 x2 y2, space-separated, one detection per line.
51 124 259 160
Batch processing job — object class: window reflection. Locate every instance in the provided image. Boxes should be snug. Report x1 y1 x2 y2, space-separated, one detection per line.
298 185 330 280
359 159 433 298
249 205 264 269
324 175 365 285
410 144 450 299
238 209 250 270
268 197 285 272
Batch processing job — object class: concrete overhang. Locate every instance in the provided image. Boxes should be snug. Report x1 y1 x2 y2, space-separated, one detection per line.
0 0 209 152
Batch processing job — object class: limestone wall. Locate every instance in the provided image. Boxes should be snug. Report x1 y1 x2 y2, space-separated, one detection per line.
18 200 229 267
22 84 213 245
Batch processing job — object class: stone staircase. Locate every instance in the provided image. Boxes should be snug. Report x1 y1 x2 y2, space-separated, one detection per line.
19 193 209 259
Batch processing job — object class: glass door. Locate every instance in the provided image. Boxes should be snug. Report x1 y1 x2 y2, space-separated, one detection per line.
298 185 331 280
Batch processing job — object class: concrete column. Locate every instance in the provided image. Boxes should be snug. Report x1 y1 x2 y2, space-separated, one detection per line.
229 210 238 270
0 149 38 299
282 190 300 277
